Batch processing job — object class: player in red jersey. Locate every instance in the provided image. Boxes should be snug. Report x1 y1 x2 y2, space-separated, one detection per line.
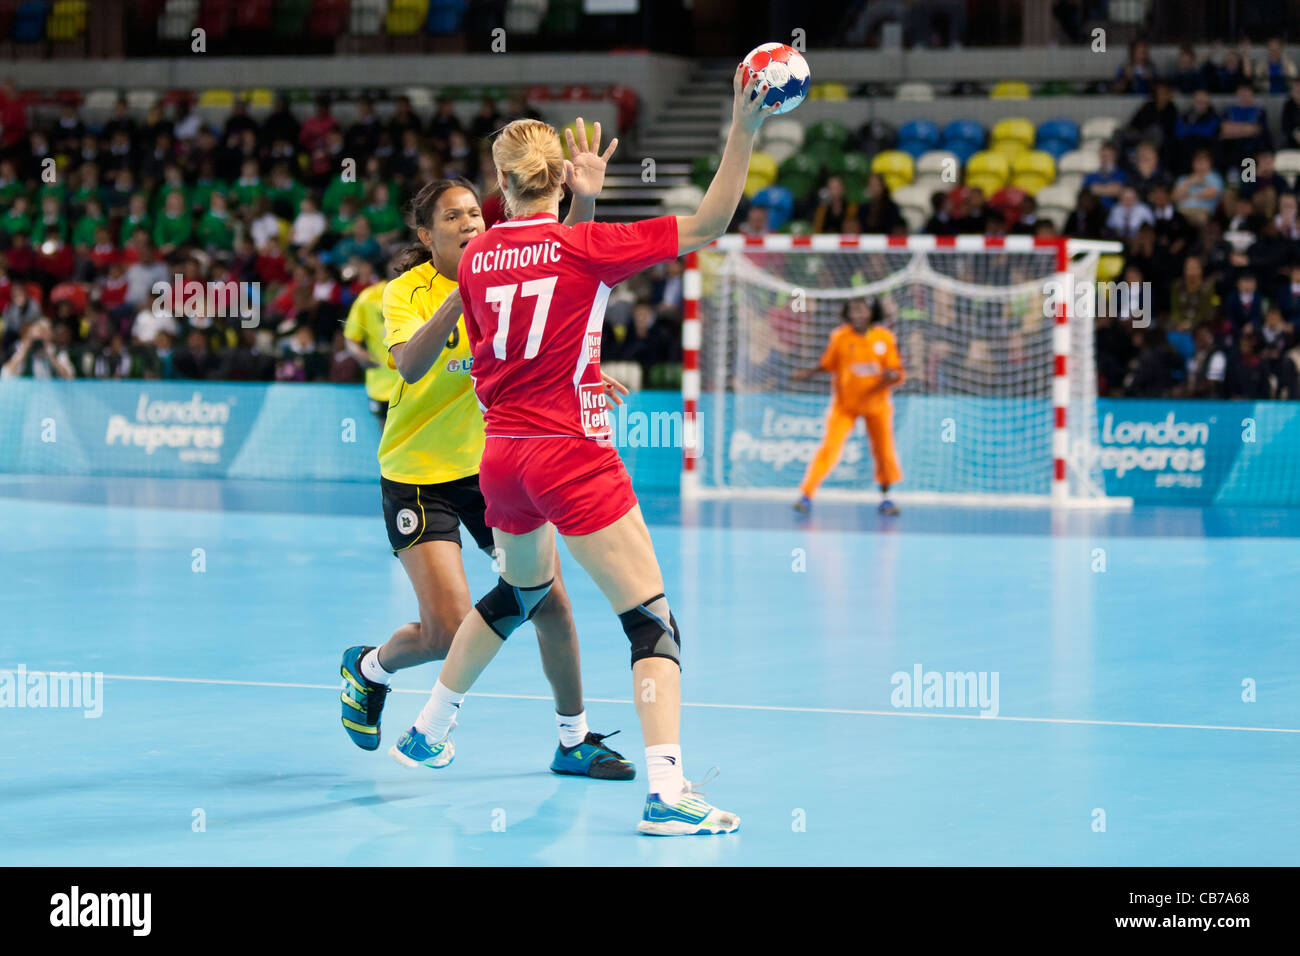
393 67 779 835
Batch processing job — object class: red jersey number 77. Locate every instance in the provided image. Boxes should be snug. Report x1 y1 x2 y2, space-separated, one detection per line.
484 276 558 360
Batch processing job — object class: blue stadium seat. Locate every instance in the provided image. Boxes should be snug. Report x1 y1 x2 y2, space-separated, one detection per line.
749 184 794 232
427 0 467 34
897 119 940 158
14 0 51 42
1035 117 1080 159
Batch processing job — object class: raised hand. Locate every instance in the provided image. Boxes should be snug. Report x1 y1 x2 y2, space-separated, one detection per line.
563 117 619 201
732 64 780 134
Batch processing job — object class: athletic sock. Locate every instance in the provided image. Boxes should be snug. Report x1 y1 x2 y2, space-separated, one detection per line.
360 647 394 686
414 680 464 742
645 744 685 804
556 710 589 749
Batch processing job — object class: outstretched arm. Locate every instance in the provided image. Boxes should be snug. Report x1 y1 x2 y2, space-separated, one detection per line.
563 117 619 226
676 67 778 254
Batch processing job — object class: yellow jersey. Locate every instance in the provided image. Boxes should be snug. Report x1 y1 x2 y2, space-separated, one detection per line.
342 280 399 403
378 261 485 485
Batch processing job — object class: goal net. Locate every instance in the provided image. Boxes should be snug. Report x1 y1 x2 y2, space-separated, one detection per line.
683 234 1129 507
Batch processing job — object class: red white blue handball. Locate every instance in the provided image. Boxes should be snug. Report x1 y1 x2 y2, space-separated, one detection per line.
741 43 811 115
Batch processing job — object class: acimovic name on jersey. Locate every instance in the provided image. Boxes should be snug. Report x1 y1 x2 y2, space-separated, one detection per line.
468 241 563 274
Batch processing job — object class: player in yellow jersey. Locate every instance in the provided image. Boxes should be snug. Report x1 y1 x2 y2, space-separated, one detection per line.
342 277 399 421
340 121 636 778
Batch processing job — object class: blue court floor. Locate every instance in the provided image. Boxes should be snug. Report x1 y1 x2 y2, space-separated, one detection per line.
1 476 1297 866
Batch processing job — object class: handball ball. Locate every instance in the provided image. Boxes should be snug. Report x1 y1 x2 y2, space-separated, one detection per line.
742 43 810 115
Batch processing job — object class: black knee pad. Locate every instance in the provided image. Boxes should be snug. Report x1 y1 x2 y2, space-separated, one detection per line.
619 593 681 669
475 576 553 640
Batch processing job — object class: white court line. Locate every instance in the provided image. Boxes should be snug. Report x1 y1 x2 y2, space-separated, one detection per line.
14 670 1295 736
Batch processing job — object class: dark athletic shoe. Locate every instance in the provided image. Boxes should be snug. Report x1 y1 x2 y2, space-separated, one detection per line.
340 645 390 751
550 730 636 780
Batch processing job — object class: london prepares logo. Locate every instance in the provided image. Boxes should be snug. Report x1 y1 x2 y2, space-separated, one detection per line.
104 392 233 463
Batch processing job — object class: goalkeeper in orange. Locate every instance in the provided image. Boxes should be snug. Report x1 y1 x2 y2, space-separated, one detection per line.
792 296 904 515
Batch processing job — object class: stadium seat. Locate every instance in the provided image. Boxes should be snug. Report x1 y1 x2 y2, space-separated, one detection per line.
1274 149 1300 188
870 150 915 191
125 89 159 111
83 88 119 112
660 183 705 218
989 139 1027 162
690 153 721 190
917 150 959 183
804 119 849 150
1080 116 1118 147
47 0 85 40
15 0 51 42
402 87 435 110
808 82 849 101
989 186 1027 223
601 361 642 393
606 84 639 132
761 139 801 164
781 219 813 236
387 0 429 35
991 118 1035 149
750 184 794 231
504 0 546 34
841 152 870 179
1034 182 1078 213
895 82 934 101
158 0 199 41
1010 150 1056 194
273 0 312 38
350 0 385 35
891 182 938 222
762 118 804 151
990 80 1031 100
1035 117 1080 153
855 119 897 154
196 0 236 41
427 0 467 34
1055 172 1084 197
964 150 1010 194
806 142 847 176
1036 204 1069 230
543 0 581 35
309 0 350 37
744 152 778 197
1058 148 1101 177
897 119 940 159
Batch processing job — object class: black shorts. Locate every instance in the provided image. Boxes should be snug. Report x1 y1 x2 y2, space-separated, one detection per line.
380 474 495 554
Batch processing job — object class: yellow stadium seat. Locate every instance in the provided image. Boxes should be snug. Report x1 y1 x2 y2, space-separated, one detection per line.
246 88 274 108
965 150 1010 192
748 151 778 182
1010 150 1057 193
198 89 235 109
990 81 1031 100
990 140 1028 163
870 150 915 191
48 0 87 40
387 0 430 35
744 171 775 198
809 82 849 101
991 118 1035 147
1097 254 1124 283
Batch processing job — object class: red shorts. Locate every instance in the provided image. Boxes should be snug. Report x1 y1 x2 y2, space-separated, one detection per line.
479 435 639 537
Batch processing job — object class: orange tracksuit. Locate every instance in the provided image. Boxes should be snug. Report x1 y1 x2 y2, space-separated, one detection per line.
799 323 904 496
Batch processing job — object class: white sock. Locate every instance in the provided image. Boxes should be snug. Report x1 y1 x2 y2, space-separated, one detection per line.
645 744 685 803
414 679 464 742
360 647 394 686
556 710 588 749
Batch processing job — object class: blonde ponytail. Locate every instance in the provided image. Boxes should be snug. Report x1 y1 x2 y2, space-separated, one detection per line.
492 119 565 215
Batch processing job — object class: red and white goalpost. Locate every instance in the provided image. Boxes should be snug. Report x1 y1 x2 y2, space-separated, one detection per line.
681 234 1130 508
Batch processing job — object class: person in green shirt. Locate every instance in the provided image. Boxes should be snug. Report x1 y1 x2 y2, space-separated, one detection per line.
70 164 103 217
266 162 306 219
153 164 190 216
322 174 364 216
190 165 229 216
0 195 32 238
196 192 235 251
331 195 360 237
363 182 403 245
230 158 265 212
0 159 27 207
72 199 107 249
153 191 193 254
29 194 67 245
119 193 152 246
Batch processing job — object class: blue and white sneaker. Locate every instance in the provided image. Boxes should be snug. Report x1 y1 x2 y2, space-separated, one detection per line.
340 645 390 751
637 770 739 836
793 495 813 514
389 722 456 770
550 730 636 780
878 498 900 515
